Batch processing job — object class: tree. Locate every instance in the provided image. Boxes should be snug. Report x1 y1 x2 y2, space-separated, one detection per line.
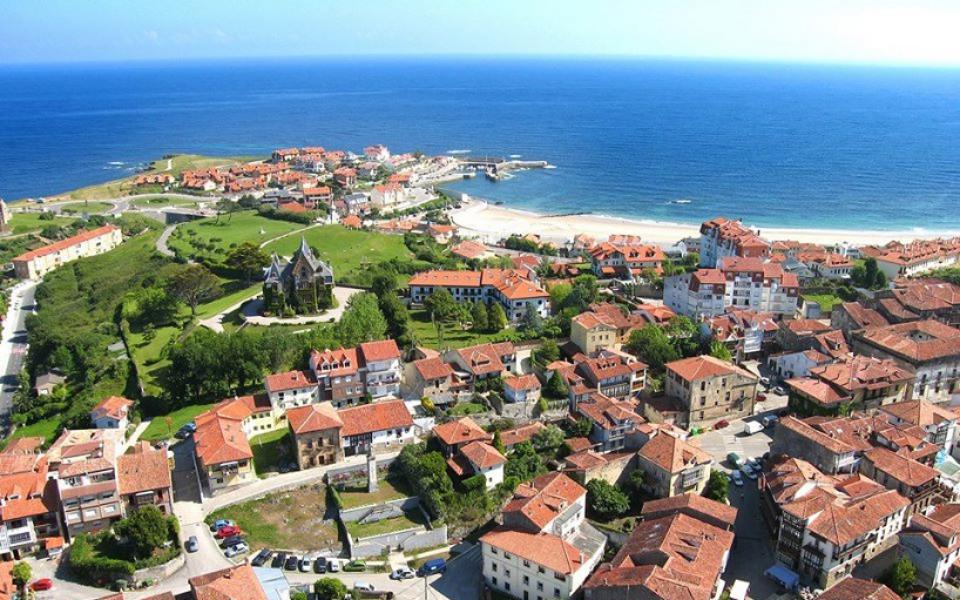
471 301 489 332
214 198 240 224
864 257 879 289
488 303 508 333
315 577 349 600
885 556 917 597
335 293 388 347
532 339 560 369
626 325 680 370
518 303 543 334
544 371 569 400
292 592 308 600
170 264 223 316
505 441 546 482
708 340 733 361
226 242 269 284
586 479 630 520
134 286 179 327
874 269 887 289
424 288 459 346
492 430 506 454
532 424 565 453
703 470 730 503
371 273 397 298
115 505 169 558
11 562 31 592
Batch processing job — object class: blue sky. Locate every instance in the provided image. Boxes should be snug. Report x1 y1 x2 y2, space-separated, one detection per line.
3 0 960 66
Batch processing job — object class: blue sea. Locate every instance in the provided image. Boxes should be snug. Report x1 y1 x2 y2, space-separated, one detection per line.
1 57 959 232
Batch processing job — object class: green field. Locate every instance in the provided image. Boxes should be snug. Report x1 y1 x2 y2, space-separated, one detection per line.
251 429 292 474
263 225 411 278
8 211 78 234
337 477 413 509
9 416 62 444
206 486 340 552
409 309 510 349
131 195 199 209
167 212 307 262
58 201 114 214
346 510 427 539
140 403 216 441
194 282 261 319
151 154 261 177
802 293 842 313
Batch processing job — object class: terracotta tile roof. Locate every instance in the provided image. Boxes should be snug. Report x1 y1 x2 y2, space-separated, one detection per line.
878 297 919 321
310 347 359 377
585 513 734 600
460 441 507 469
812 330 851 359
785 376 846 406
481 528 587 575
414 357 454 382
338 399 413 438
457 343 506 376
117 444 171 495
777 415 857 454
817 577 900 600
665 354 756 383
91 395 133 422
856 319 960 363
194 411 253 467
359 339 401 363
13 224 120 263
863 446 938 487
882 399 956 427
810 355 914 394
451 240 490 260
433 417 490 447
691 268 727 285
563 450 609 470
499 422 545 448
577 394 644 431
189 564 268 600
840 302 890 329
638 433 712 474
503 374 541 392
342 215 362 229
0 562 14 600
503 472 586 531
802 487 908 546
0 437 43 455
577 354 639 383
264 369 316 393
641 493 738 527
783 318 832 334
409 270 482 288
286 402 343 435
564 437 594 453
571 311 617 331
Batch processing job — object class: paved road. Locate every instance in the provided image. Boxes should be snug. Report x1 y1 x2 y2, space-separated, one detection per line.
155 224 178 257
724 475 780 600
0 281 37 429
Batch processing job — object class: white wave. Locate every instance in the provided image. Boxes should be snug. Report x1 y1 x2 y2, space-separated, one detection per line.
509 154 522 158
108 161 125 165
446 149 471 155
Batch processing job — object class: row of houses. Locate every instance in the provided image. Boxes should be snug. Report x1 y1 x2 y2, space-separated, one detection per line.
11 224 122 280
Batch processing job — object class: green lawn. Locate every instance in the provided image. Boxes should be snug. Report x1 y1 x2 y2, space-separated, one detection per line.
251 429 292 474
337 477 414 509
447 402 487 416
132 195 199 209
167 212 307 262
58 201 114 214
152 154 261 177
127 321 189 395
194 282 261 319
141 403 217 441
206 486 340 551
8 211 78 234
263 225 411 278
409 309 510 349
802 293 842 313
346 510 426 539
9 416 62 444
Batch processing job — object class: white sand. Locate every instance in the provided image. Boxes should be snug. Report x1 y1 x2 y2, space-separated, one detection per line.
450 199 958 248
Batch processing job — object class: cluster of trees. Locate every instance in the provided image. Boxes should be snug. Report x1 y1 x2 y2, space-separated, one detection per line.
548 274 601 334
625 316 705 371
929 267 960 286
371 275 416 349
423 288 507 346
703 470 730 502
503 234 558 256
586 479 631 520
394 443 457 519
850 257 888 289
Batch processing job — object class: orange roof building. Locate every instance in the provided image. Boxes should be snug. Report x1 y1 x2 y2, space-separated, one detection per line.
13 224 123 280
409 268 549 323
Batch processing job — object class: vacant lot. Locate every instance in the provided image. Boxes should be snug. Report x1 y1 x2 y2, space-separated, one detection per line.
206 485 340 552
337 476 414 509
140 403 216 441
8 212 77 234
59 201 114 214
132 195 199 209
346 509 427 540
251 429 292 474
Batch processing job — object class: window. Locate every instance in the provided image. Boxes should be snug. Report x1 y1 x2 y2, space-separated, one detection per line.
523 576 529 585
505 569 511 577
492 564 498 572
523 560 531 568
505 583 511 591
492 577 498 586
537 582 544 592
491 548 498 555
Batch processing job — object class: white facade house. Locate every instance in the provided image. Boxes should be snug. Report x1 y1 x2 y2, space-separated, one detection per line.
13 224 123 280
408 269 550 324
767 349 833 382
481 473 606 600
264 370 319 413
664 257 800 319
359 340 403 399
698 217 770 268
899 506 960 589
337 399 416 456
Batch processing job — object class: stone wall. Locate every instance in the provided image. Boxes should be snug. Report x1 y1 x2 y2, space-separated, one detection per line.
351 524 449 559
133 552 185 586
340 496 421 523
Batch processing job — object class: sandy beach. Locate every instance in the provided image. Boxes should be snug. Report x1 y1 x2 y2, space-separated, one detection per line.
450 198 958 248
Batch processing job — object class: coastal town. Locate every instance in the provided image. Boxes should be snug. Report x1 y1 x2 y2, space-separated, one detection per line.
0 143 957 600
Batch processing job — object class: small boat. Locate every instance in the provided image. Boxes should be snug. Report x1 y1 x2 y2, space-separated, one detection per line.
672 199 693 205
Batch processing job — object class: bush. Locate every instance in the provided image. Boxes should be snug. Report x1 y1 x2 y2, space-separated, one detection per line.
68 534 136 585
315 577 349 600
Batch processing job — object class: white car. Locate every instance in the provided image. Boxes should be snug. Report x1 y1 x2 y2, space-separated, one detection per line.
390 567 416 580
354 582 376 592
224 542 249 557
731 470 744 487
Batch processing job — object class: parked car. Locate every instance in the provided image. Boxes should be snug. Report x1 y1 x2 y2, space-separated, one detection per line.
726 452 742 468
216 525 242 539
29 579 53 592
271 552 287 569
211 519 235 531
327 558 340 573
743 421 763 435
252 549 272 567
225 542 249 558
744 467 758 480
221 535 245 549
344 559 367 572
284 555 299 571
417 558 447 577
756 393 767 402
314 556 328 574
760 376 771 387
185 536 199 553
762 414 779 428
299 555 313 572
390 567 416 580
774 386 787 395
354 582 376 592
731 470 744 487
713 419 729 430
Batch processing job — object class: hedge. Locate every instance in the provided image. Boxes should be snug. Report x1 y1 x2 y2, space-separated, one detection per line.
68 534 135 584
328 485 344 510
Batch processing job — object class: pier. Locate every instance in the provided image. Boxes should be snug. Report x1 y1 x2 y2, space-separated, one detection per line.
457 156 549 181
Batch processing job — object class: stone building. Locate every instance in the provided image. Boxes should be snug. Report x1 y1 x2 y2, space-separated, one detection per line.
263 237 334 314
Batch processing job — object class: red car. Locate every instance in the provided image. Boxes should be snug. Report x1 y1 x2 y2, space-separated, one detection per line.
713 419 730 430
29 579 53 591
756 393 767 402
216 525 242 539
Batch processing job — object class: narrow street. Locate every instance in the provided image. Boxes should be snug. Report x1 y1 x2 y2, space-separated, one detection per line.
0 281 37 430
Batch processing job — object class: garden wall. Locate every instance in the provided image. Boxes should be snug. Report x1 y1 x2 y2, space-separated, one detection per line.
351 524 448 559
133 552 185 586
339 496 421 523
